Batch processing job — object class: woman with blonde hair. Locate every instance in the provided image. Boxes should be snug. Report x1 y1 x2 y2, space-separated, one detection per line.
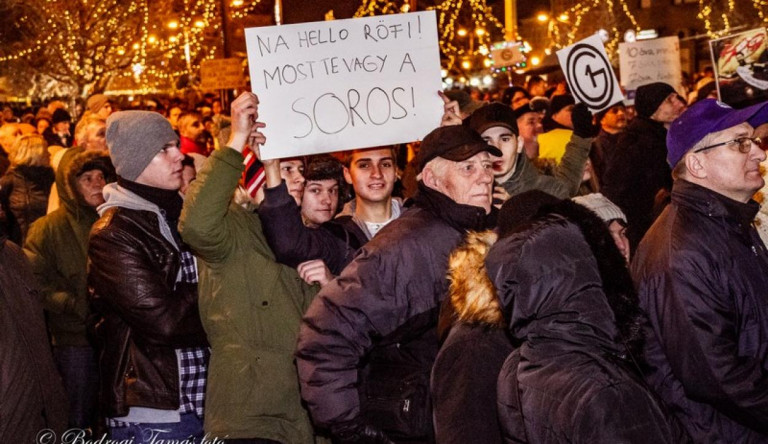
0 134 55 244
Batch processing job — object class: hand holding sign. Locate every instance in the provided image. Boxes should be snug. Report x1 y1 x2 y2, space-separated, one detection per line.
245 11 443 159
557 35 624 113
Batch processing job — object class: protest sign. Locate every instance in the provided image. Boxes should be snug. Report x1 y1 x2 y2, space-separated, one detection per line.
490 41 525 68
710 28 768 107
619 36 682 98
245 11 443 159
557 34 623 113
200 58 246 90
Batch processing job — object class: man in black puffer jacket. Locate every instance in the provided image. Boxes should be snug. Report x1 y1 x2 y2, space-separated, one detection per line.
633 98 768 442
296 125 500 444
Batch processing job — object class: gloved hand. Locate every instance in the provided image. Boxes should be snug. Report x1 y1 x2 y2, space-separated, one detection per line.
331 419 395 444
571 102 600 138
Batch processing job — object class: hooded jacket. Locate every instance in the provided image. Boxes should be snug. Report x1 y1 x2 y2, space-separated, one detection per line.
296 182 493 442
485 200 688 443
179 147 318 443
24 150 111 346
633 179 768 443
432 231 516 444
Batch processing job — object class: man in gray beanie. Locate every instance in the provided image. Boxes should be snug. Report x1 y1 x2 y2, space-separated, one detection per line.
87 111 209 443
601 82 687 250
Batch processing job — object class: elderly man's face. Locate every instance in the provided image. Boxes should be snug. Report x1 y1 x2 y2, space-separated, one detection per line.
695 122 766 202
429 152 494 213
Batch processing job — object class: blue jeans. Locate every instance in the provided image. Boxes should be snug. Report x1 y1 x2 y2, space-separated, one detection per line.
53 345 98 429
109 412 204 444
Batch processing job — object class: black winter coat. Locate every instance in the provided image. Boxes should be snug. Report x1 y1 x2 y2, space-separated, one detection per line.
0 165 54 244
601 116 672 250
296 183 492 442
486 201 688 444
259 182 365 275
632 179 768 443
432 231 515 444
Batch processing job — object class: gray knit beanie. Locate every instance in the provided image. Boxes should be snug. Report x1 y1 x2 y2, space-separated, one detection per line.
572 193 627 225
106 111 179 181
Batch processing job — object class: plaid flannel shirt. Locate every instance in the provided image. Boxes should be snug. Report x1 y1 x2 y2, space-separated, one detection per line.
109 231 209 427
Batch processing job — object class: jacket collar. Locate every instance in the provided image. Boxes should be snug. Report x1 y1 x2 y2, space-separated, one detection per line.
672 179 759 224
413 181 492 232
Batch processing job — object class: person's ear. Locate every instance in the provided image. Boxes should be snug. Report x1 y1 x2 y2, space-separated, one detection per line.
343 166 353 185
421 166 438 188
685 153 707 179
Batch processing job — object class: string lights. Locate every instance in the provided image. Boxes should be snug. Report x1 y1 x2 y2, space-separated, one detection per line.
354 0 411 17
545 0 640 58
0 0 261 97
429 0 504 71
699 0 765 38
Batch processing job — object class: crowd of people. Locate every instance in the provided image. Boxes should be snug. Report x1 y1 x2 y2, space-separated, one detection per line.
2 68 768 444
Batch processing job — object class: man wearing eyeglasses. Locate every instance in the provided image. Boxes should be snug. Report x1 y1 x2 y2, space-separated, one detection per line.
632 98 768 442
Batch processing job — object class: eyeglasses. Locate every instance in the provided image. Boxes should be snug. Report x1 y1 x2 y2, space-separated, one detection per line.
693 136 764 154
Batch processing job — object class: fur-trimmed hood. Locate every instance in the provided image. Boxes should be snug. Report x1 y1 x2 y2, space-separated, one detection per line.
445 230 504 330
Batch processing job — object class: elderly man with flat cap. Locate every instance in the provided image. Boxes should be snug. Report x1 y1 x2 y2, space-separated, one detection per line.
88 111 209 443
602 82 687 249
296 125 500 444
632 98 768 442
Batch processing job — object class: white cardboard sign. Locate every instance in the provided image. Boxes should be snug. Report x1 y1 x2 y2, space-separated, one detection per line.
245 11 443 159
619 36 682 96
557 34 624 113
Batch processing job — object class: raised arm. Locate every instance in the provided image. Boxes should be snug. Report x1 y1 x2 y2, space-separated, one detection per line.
179 92 263 262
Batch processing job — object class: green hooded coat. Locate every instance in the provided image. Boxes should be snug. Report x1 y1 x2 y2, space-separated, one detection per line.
179 147 319 443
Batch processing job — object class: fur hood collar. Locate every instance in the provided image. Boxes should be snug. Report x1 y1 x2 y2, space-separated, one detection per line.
446 230 504 328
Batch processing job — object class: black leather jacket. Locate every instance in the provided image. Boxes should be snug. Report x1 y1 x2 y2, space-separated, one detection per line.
88 206 208 418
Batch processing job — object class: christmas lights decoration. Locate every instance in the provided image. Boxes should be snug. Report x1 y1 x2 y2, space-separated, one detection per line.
699 0 763 38
488 40 529 74
429 0 504 71
545 0 639 60
354 0 410 17
0 0 261 98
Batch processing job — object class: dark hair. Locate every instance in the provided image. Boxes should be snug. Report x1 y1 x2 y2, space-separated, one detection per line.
339 146 397 168
305 154 348 209
500 86 531 107
181 154 195 169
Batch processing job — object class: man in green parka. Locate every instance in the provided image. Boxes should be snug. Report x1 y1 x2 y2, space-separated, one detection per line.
179 92 319 443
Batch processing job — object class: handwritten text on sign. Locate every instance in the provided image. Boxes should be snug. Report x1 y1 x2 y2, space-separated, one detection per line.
619 36 682 96
245 11 443 159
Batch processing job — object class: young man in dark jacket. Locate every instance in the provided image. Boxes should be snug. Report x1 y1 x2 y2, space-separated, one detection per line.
633 98 768 442
601 82 686 249
88 111 209 442
295 125 500 444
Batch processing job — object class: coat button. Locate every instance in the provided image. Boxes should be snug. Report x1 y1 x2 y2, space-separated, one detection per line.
262 301 269 306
